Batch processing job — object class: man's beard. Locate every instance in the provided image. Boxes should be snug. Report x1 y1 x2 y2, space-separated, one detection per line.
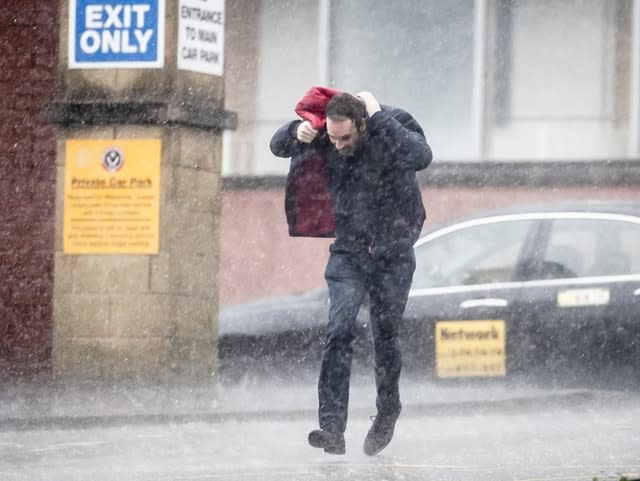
337 131 367 157
337 145 357 157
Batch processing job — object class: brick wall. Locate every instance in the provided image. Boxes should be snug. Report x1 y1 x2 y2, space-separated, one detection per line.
0 0 59 376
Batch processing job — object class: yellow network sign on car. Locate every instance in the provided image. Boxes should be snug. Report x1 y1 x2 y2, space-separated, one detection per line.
435 320 506 378
63 139 161 254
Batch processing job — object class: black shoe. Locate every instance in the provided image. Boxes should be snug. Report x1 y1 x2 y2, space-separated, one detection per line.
308 429 345 455
363 408 401 456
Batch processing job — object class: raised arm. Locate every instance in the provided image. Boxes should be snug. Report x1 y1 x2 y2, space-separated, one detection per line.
369 108 432 172
270 118 321 158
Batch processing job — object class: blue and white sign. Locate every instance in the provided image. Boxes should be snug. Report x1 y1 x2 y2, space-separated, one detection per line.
69 0 165 68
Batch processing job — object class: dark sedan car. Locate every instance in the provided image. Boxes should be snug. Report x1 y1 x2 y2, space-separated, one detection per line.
219 202 640 384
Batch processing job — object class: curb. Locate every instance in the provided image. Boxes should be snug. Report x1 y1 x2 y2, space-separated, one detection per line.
0 389 600 432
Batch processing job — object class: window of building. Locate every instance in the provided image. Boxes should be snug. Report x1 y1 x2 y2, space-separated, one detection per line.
488 0 633 160
330 0 476 160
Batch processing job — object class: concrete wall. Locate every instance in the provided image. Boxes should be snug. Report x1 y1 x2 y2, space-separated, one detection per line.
48 0 226 381
51 127 223 381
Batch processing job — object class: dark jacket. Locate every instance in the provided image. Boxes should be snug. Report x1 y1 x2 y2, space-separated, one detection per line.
270 106 432 256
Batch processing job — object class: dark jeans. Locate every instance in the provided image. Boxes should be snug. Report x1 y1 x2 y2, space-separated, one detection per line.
318 243 416 433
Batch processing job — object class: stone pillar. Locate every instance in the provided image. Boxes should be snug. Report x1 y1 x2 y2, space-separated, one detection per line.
46 0 235 381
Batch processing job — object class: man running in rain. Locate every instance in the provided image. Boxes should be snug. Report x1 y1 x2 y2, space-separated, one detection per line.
270 89 432 455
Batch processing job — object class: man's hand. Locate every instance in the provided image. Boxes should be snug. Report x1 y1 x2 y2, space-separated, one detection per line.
356 91 381 116
296 121 319 143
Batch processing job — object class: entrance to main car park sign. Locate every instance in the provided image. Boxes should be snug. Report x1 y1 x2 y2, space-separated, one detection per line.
177 0 225 76
69 0 165 68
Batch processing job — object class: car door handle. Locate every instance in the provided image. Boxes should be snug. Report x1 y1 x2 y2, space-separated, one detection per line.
460 298 509 309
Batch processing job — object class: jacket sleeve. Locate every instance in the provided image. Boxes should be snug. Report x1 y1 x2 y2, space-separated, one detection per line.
270 120 303 158
368 108 432 172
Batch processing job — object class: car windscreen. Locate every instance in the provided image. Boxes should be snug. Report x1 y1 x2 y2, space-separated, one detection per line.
412 219 534 289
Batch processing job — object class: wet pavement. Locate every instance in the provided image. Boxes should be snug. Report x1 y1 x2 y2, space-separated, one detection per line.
1 372 639 481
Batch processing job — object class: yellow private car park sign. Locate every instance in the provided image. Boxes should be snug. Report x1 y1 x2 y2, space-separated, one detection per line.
63 139 161 254
435 320 506 378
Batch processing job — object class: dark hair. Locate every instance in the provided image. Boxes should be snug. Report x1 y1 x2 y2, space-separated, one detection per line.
326 93 367 124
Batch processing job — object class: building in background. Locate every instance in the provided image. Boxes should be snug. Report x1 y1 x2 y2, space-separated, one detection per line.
1 0 640 376
224 0 639 174
218 0 640 307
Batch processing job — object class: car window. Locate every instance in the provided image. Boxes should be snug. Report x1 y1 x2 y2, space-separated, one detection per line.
412 220 534 289
541 218 640 279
